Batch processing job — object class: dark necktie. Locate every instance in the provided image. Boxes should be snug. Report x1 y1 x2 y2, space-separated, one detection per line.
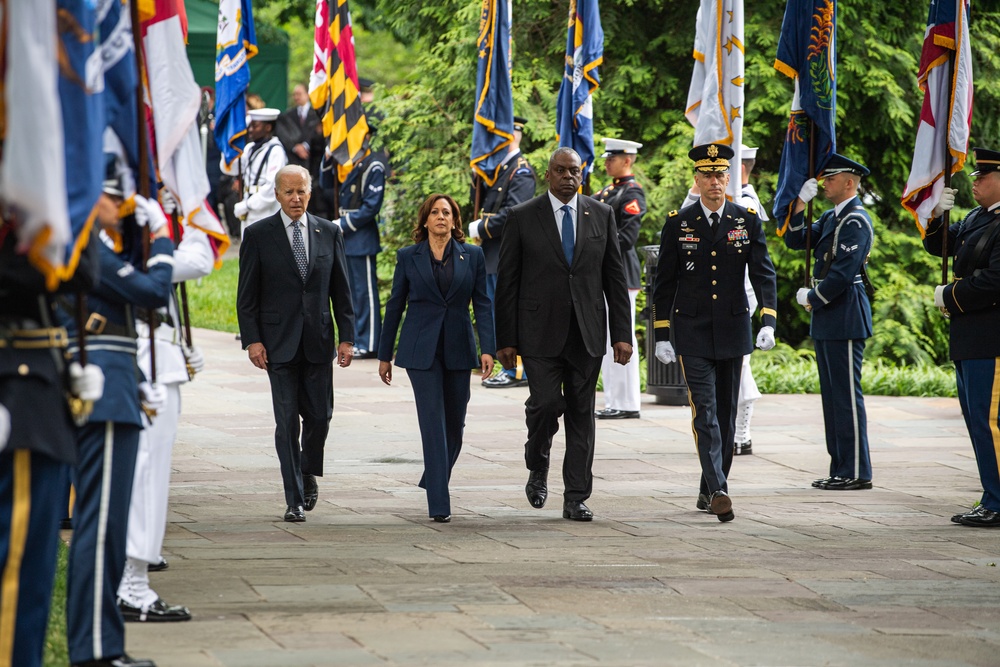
560 205 574 264
292 221 307 281
710 211 720 228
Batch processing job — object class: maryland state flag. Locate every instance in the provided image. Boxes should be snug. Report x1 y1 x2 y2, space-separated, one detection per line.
214 0 257 169
470 0 514 187
555 0 603 180
771 0 837 234
901 0 973 237
310 0 369 183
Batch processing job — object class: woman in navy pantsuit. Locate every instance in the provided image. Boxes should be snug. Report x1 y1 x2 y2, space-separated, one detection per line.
378 194 495 522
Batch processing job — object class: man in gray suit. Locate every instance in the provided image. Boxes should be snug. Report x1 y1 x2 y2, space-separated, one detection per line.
237 165 356 522
494 148 633 521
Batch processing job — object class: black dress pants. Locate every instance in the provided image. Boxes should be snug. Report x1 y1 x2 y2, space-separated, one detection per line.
678 355 741 496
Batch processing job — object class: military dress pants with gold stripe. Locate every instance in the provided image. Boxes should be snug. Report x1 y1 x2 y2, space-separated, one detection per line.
0 450 65 667
678 355 742 496
955 358 1000 512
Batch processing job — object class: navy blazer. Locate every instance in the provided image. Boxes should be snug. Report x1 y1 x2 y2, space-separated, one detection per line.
378 239 495 370
237 212 356 365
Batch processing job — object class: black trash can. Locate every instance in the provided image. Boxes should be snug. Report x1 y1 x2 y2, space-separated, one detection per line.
642 245 688 406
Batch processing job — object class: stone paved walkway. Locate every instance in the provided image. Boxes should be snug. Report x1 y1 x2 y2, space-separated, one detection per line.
126 327 1000 667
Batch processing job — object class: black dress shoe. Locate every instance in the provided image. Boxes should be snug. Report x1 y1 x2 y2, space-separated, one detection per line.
302 474 319 511
594 408 640 420
562 500 593 521
821 477 872 491
118 597 191 622
709 491 734 522
482 373 528 388
283 506 306 522
952 505 985 524
695 493 715 514
734 440 753 455
811 476 833 488
959 507 1000 527
147 557 168 572
525 469 548 508
432 515 451 523
73 654 157 667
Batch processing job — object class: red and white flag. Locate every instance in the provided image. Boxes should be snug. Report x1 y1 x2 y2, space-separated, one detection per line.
901 0 973 237
142 0 229 261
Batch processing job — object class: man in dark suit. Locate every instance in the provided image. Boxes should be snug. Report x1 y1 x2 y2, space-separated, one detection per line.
275 84 325 215
237 165 356 522
653 143 777 523
494 147 633 522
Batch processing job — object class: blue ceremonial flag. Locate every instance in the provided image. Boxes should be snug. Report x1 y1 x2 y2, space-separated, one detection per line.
214 0 258 169
771 0 837 234
470 0 514 187
555 0 603 180
97 0 140 196
58 0 105 277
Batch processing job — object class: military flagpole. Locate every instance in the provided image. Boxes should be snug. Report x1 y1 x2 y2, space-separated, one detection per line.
804 119 816 288
940 50 955 286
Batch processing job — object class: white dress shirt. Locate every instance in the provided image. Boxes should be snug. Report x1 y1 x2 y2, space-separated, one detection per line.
279 209 309 258
547 191 578 241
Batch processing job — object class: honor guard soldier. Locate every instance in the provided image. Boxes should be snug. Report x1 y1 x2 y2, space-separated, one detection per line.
63 177 175 667
925 147 1000 527
0 223 103 667
653 143 777 522
595 137 645 419
470 115 537 387
331 134 387 358
785 153 875 492
222 107 288 238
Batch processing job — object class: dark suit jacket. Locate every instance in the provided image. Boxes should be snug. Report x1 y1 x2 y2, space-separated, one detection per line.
653 199 777 359
378 239 495 370
494 193 632 358
275 106 325 172
237 212 355 365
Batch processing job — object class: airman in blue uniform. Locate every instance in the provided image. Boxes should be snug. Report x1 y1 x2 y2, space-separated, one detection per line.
925 146 1000 528
784 153 874 492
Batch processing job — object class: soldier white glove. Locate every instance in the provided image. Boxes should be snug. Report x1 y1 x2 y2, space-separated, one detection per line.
798 178 818 204
69 362 105 402
654 341 676 365
796 287 811 308
469 219 482 240
160 189 178 215
332 217 342 228
932 187 957 218
234 201 249 219
755 326 776 351
0 404 10 450
134 194 168 233
184 345 205 374
139 381 167 413
934 285 947 308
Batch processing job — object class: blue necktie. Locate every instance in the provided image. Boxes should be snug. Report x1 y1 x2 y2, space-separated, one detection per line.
560 205 574 265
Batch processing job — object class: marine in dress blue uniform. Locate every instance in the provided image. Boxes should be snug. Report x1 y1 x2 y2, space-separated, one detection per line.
471 116 537 388
652 143 778 522
783 154 874 491
924 147 1000 527
334 146 386 358
62 191 174 667
0 225 99 667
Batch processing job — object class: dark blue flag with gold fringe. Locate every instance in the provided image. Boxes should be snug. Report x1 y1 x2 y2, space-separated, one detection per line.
556 0 603 180
772 0 837 234
470 0 514 187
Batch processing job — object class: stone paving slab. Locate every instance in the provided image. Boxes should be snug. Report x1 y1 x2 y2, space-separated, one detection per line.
124 328 1000 667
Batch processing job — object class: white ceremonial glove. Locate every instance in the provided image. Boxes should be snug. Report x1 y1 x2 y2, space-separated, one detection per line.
184 345 205 374
469 219 482 240
234 201 249 219
160 189 178 215
796 287 811 308
0 404 10 450
332 217 342 228
798 178 818 204
134 194 168 233
69 362 105 402
755 326 776 351
139 381 167 413
934 285 947 308
932 187 957 218
654 341 676 365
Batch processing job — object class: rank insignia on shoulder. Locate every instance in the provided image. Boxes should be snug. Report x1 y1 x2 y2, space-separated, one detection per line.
669 210 679 217
515 167 531 175
624 199 642 215
747 206 757 215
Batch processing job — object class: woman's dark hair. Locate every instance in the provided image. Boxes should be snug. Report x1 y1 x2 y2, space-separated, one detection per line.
412 193 465 243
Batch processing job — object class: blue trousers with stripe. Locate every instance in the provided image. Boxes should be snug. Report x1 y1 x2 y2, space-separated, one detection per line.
815 339 871 480
67 421 140 665
955 358 1000 512
0 451 65 667
348 255 382 354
